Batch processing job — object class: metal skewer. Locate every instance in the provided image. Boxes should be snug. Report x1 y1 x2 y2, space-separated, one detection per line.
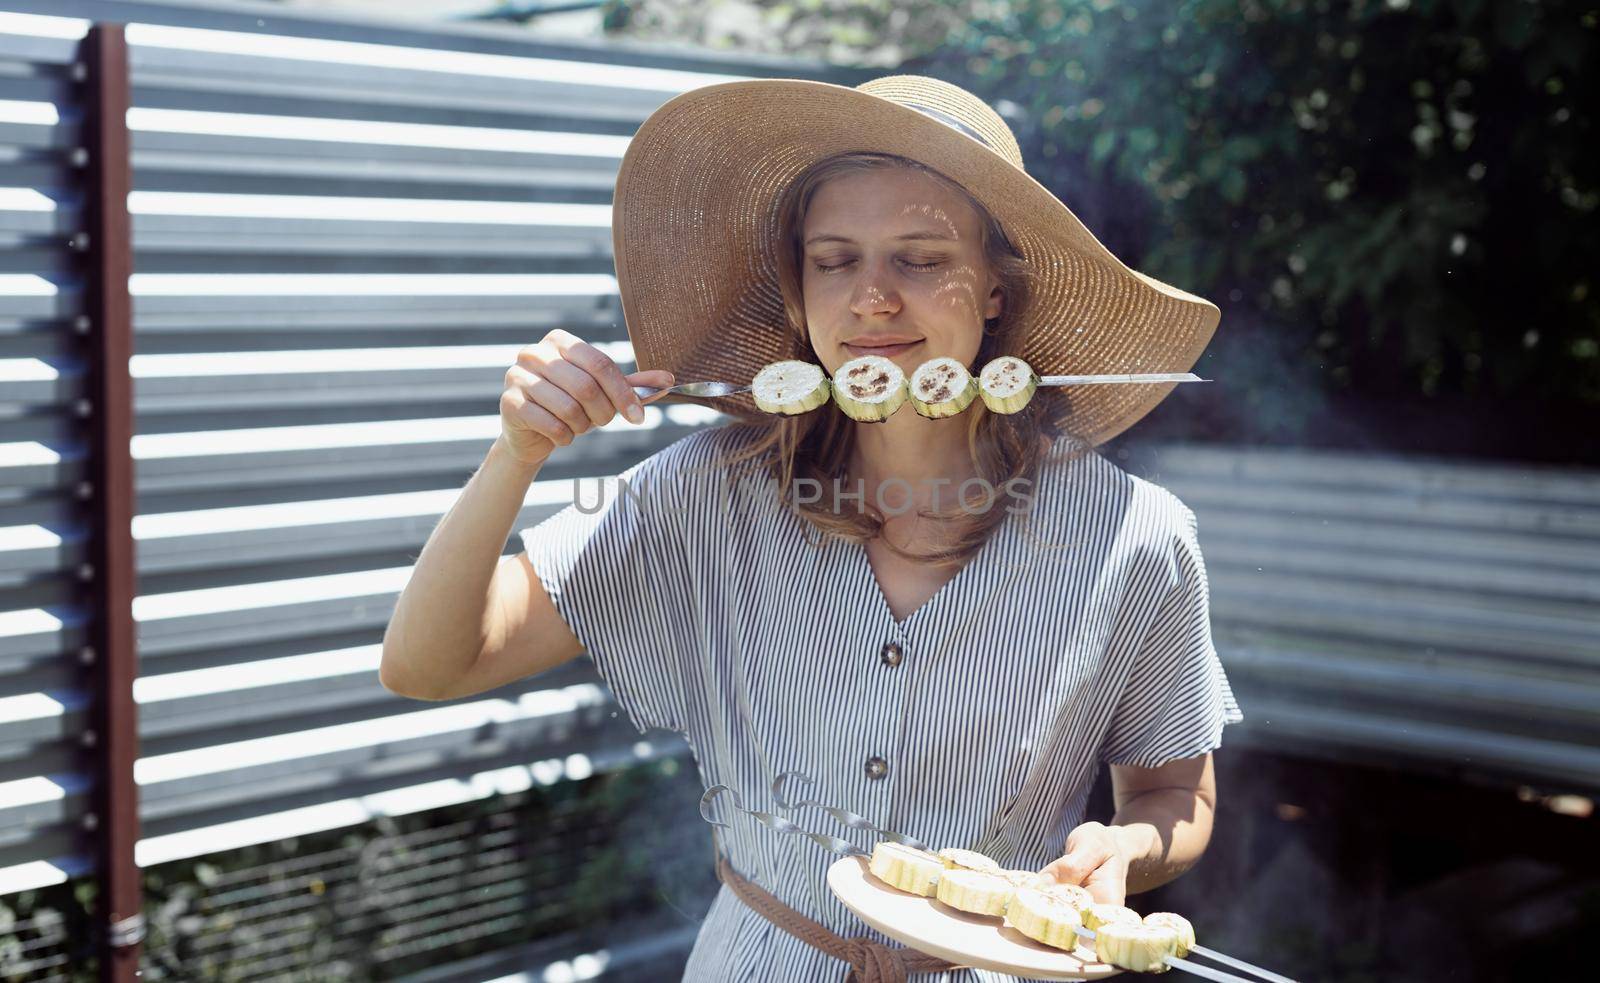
1187 944 1301 983
772 770 935 852
1039 372 1208 386
1167 955 1259 983
1073 924 1293 983
634 371 1208 400
700 783 868 861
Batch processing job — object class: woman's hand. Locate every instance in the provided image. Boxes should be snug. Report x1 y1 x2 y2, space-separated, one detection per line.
1036 821 1132 906
500 329 675 467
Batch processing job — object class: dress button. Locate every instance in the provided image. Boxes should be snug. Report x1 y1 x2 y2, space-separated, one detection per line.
880 642 903 667
864 756 889 780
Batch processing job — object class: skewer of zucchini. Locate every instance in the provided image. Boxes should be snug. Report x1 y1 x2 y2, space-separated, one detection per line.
752 355 1049 419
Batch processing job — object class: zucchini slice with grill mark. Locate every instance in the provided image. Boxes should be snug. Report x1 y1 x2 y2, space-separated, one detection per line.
833 354 908 422
751 360 830 415
978 355 1038 414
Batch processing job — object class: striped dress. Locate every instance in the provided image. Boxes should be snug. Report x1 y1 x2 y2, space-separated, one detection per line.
519 422 1243 982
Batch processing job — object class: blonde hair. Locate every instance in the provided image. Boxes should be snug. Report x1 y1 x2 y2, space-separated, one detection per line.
711 151 1089 565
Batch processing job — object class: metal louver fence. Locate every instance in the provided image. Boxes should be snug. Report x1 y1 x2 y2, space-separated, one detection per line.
0 2 873 977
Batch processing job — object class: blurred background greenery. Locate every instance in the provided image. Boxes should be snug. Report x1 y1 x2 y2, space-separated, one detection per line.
590 0 1598 463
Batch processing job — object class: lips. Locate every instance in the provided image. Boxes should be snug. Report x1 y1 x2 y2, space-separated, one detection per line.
844 339 924 358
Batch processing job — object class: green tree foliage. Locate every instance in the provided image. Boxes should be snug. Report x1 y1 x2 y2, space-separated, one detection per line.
603 0 1598 409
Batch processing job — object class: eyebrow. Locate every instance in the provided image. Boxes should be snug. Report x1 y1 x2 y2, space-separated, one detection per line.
803 231 958 245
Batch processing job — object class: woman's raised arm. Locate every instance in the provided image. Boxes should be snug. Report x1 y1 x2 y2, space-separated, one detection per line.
378 330 672 700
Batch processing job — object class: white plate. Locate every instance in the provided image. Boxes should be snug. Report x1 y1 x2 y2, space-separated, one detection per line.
826 856 1122 980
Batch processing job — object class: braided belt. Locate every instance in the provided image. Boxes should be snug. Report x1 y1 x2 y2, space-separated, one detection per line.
715 854 965 982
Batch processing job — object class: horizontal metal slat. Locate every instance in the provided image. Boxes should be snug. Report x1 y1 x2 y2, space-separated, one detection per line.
0 192 75 237
130 285 614 316
0 144 79 202
129 217 614 274
0 604 85 663
127 412 707 494
128 44 686 128
0 685 87 764
0 770 87 860
131 125 627 176
135 571 401 659
1211 570 1598 667
1219 641 1600 728
0 438 84 495
132 305 622 355
135 646 590 745
1230 692 1600 791
0 116 77 152
0 822 80 876
132 491 563 577
0 70 75 106
3 0 866 81
0 279 80 320
128 340 627 419
1138 442 1600 505
1204 536 1600 606
0 485 75 531
130 298 621 335
136 687 631 823
1197 508 1600 577
1175 476 1600 537
0 568 78 621
0 29 80 67
134 213 611 258
128 82 646 140
133 148 617 203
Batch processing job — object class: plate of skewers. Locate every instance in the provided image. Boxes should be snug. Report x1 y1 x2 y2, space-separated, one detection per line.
828 842 1235 981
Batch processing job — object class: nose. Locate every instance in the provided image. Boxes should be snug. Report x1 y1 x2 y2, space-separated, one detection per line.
848 257 902 318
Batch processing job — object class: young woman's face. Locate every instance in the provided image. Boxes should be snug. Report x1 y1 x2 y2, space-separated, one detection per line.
800 168 1003 377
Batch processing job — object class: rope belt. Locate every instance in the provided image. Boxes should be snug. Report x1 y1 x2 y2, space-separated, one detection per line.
715 854 966 982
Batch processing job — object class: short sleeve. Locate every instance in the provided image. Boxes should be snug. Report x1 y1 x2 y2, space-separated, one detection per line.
518 439 699 736
1098 504 1244 768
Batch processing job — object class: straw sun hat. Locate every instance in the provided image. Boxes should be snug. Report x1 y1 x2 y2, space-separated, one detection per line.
611 74 1220 447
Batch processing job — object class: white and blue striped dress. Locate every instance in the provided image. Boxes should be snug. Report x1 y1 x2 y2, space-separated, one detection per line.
519 422 1243 982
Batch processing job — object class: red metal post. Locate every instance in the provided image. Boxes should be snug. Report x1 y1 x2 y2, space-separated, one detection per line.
80 22 142 983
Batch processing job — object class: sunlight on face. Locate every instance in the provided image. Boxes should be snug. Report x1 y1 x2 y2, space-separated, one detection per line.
801 168 1002 376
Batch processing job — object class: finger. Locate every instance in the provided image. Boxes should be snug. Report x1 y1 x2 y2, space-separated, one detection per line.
500 384 573 447
1083 867 1125 907
508 364 588 436
563 341 655 424
627 369 676 406
547 335 634 426
516 399 575 447
1039 849 1106 887
521 372 592 437
540 356 618 430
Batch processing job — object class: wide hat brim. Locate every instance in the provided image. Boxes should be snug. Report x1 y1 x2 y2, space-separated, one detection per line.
611 77 1220 447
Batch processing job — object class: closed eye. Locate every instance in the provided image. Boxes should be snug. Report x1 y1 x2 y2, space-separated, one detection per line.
812 259 944 273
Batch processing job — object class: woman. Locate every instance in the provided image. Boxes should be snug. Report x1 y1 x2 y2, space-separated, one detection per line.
381 75 1242 982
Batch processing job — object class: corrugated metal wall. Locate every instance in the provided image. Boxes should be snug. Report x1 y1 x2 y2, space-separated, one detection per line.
1128 441 1600 792
0 3 871 975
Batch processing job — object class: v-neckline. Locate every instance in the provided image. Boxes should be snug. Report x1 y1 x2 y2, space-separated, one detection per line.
852 504 1017 631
